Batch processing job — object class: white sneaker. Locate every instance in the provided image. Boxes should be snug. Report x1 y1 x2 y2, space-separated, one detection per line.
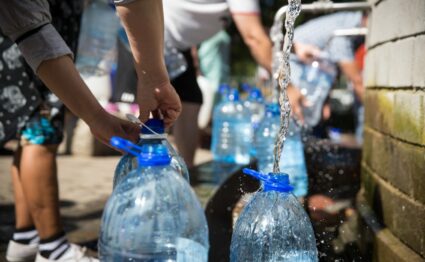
6 240 38 262
35 244 99 262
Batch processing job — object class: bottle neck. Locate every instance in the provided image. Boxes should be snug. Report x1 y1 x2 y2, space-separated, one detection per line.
139 133 168 140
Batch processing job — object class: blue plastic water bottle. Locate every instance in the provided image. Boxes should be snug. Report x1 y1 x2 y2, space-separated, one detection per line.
100 137 209 261
211 88 252 164
244 87 265 157
113 119 189 189
230 169 318 262
254 103 308 197
244 87 265 129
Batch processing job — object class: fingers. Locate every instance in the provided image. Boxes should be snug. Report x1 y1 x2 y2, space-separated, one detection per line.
292 101 304 124
154 86 182 127
121 120 140 143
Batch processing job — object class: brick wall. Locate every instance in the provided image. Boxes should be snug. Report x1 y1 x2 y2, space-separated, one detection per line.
360 0 425 260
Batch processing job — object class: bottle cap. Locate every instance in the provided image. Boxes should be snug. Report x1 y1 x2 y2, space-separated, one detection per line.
265 103 280 116
228 89 239 101
243 168 294 192
219 84 230 94
249 88 263 101
141 119 165 134
241 83 251 92
110 136 171 167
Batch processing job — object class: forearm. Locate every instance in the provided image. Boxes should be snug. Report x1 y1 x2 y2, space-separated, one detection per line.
233 15 272 73
339 61 364 102
246 36 273 73
37 56 106 123
116 0 169 86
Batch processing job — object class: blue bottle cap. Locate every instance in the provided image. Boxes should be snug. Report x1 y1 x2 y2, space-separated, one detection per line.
228 89 239 101
110 136 171 167
249 88 263 101
219 84 230 94
265 103 280 116
241 83 251 92
141 119 165 134
243 168 294 192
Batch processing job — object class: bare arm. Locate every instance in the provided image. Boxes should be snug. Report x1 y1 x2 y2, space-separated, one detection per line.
339 61 364 103
37 56 139 144
232 14 272 73
116 0 181 126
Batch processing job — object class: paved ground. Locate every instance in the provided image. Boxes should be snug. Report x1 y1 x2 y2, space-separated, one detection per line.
0 149 212 260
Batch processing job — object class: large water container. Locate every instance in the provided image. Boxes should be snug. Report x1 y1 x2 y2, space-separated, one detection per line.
254 103 308 197
76 0 120 102
211 89 252 164
113 119 189 189
295 56 337 128
230 169 318 262
99 137 208 261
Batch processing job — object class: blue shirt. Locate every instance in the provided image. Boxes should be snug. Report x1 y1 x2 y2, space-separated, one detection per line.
294 12 363 63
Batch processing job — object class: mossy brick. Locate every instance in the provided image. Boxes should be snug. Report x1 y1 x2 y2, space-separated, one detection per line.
413 35 425 88
362 165 425 257
393 90 425 145
392 140 425 205
363 128 425 204
375 229 425 262
362 128 393 180
364 90 394 133
389 38 414 88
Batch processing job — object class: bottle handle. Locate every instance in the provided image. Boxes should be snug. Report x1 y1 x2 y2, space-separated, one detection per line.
110 136 143 157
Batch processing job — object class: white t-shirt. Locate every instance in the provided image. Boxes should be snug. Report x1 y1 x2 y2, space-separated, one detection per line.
163 0 260 50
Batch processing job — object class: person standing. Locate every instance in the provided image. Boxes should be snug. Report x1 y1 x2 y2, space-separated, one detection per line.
0 0 181 260
162 0 273 167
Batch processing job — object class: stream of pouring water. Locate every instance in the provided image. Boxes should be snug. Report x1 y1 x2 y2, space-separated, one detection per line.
273 0 302 173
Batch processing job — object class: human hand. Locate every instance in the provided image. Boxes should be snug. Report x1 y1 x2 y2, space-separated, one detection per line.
137 81 182 128
287 84 308 123
293 42 321 64
88 110 140 146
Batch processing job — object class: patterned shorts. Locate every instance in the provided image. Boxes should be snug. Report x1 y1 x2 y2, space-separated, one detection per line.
20 110 64 146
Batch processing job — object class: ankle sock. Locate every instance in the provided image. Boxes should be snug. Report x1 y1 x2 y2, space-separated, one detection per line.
13 225 40 245
39 231 70 260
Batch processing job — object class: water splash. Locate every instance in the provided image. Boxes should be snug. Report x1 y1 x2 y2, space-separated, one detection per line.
273 0 302 173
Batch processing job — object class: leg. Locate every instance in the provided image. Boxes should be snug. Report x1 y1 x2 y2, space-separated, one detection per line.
19 144 62 239
11 146 34 230
173 102 201 168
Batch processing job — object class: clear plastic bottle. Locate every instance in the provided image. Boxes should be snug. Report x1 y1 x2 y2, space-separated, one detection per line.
254 104 308 197
211 89 252 164
113 119 189 189
244 87 265 130
296 55 337 128
76 0 119 74
230 169 318 262
244 87 265 157
100 137 209 261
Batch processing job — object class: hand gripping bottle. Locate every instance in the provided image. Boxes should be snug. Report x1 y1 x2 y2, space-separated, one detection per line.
99 137 209 261
113 119 189 189
211 89 252 164
230 169 318 262
297 55 337 128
